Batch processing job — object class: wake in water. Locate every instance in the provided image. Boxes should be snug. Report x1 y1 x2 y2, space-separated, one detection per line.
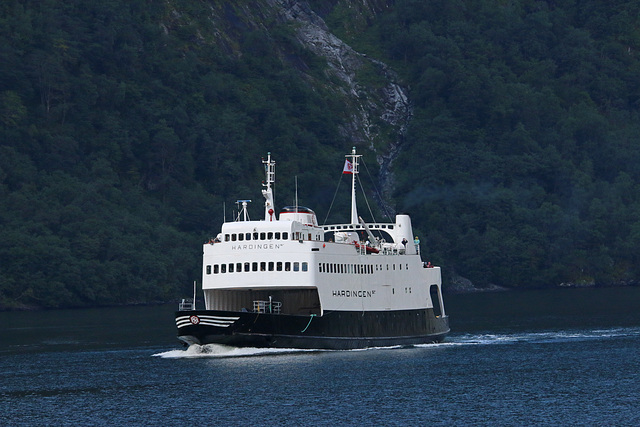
154 326 640 358
153 344 319 359
436 325 640 347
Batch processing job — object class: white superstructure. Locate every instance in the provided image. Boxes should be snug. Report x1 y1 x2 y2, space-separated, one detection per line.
199 149 446 319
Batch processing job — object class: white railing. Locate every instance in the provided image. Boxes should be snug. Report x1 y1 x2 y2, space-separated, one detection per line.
178 298 194 311
253 300 282 314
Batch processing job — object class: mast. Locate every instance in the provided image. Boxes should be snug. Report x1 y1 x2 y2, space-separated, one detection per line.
262 152 276 221
347 147 361 224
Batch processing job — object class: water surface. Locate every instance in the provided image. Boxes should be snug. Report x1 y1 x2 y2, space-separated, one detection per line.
1 287 639 426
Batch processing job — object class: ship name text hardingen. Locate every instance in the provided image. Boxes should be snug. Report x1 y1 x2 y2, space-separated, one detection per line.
231 243 285 251
332 290 376 298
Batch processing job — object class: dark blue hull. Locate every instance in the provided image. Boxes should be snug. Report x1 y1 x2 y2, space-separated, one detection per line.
176 308 449 350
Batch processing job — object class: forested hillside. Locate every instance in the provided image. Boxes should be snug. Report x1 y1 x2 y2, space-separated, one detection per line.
368 0 640 289
2 0 640 309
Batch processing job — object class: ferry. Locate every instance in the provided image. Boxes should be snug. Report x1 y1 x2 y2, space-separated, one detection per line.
175 148 449 349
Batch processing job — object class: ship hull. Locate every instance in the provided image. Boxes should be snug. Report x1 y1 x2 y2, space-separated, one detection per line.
176 309 449 350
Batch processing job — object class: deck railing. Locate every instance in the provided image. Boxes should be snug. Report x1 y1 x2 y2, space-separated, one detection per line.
178 298 194 311
253 300 282 314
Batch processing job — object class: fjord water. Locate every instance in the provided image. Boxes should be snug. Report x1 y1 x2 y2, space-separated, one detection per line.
1 288 639 426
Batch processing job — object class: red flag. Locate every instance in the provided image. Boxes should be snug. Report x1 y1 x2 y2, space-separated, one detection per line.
343 159 353 174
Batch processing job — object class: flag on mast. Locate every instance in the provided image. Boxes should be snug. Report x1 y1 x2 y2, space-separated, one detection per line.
343 159 353 174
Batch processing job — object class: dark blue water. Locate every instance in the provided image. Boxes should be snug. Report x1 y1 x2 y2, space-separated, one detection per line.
1 288 639 426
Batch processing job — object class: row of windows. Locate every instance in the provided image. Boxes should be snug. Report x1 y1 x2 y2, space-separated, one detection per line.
223 232 322 242
207 261 410 275
323 224 394 231
225 231 289 242
319 263 409 274
207 261 309 274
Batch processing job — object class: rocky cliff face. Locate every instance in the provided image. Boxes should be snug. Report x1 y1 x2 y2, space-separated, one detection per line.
267 0 410 215
165 0 410 214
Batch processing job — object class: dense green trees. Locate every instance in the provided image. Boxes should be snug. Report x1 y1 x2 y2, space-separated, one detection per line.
2 0 640 309
0 0 348 309
375 0 640 288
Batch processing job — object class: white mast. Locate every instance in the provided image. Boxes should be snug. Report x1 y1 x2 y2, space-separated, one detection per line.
347 147 361 224
262 152 276 221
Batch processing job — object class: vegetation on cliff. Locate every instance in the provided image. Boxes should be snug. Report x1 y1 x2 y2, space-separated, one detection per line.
2 0 640 309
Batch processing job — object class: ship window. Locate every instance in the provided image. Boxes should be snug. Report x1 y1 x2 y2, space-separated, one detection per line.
283 232 288 240
236 263 242 272
213 265 219 274
285 262 291 271
386 264 389 270
308 233 312 240
231 234 237 241
268 262 274 271
293 262 299 272
253 232 259 240
388 225 393 230
228 263 234 273
275 232 281 240
206 265 211 274
302 262 308 272
260 232 266 240
225 234 230 242
399 264 402 270
277 262 283 271
406 264 409 270
268 232 273 240
260 262 266 271
252 262 258 272
221 264 226 273
238 233 244 241
244 262 250 272
246 233 251 241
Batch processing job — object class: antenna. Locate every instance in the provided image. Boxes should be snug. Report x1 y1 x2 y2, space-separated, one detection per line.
262 152 276 221
235 200 252 221
347 147 361 224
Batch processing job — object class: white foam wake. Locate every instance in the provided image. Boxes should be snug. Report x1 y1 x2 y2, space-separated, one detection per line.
153 344 317 358
153 326 640 357
435 326 640 347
